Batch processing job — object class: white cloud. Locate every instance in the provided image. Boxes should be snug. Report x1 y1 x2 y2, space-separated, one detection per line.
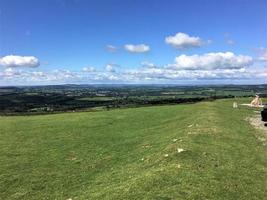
106 74 119 81
165 32 208 49
141 61 157 68
105 63 119 72
82 66 96 72
50 69 77 80
123 67 262 81
167 52 253 70
106 45 117 53
259 55 267 61
254 47 267 61
0 55 40 68
0 68 21 78
124 44 150 53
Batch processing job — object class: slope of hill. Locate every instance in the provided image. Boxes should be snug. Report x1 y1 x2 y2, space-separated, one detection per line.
1 99 267 199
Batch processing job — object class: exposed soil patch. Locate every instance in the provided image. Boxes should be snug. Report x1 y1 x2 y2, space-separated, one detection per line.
248 115 267 132
248 115 267 146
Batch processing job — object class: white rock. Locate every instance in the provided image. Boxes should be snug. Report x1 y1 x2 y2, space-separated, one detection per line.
177 148 185 153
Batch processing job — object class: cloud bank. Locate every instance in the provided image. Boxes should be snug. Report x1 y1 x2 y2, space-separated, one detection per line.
1 54 263 85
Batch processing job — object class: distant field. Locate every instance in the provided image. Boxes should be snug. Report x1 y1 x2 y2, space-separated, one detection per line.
1 98 267 199
2 84 266 114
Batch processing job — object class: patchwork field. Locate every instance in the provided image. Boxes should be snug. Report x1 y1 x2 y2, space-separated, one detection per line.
1 98 267 199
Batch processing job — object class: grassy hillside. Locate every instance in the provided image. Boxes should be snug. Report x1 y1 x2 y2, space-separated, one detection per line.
1 98 267 199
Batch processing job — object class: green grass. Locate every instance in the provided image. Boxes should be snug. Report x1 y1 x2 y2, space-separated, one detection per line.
0 98 267 199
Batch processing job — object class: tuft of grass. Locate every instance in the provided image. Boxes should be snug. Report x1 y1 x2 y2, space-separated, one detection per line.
0 98 267 199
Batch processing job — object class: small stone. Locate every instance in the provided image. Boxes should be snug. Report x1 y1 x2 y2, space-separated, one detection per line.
188 124 193 128
177 148 185 153
173 138 178 142
164 154 169 157
141 158 144 161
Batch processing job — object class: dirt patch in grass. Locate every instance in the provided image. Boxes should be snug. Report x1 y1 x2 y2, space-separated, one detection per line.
248 115 267 145
248 115 267 132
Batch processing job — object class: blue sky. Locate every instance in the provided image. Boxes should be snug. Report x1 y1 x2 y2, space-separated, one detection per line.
0 0 267 85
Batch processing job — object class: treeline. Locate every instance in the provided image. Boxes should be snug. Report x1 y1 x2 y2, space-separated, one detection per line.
0 93 238 116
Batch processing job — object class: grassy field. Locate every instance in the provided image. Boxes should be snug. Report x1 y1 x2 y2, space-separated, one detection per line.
1 98 267 199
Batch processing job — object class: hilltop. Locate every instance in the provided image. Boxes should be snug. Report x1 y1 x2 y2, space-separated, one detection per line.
0 98 267 199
